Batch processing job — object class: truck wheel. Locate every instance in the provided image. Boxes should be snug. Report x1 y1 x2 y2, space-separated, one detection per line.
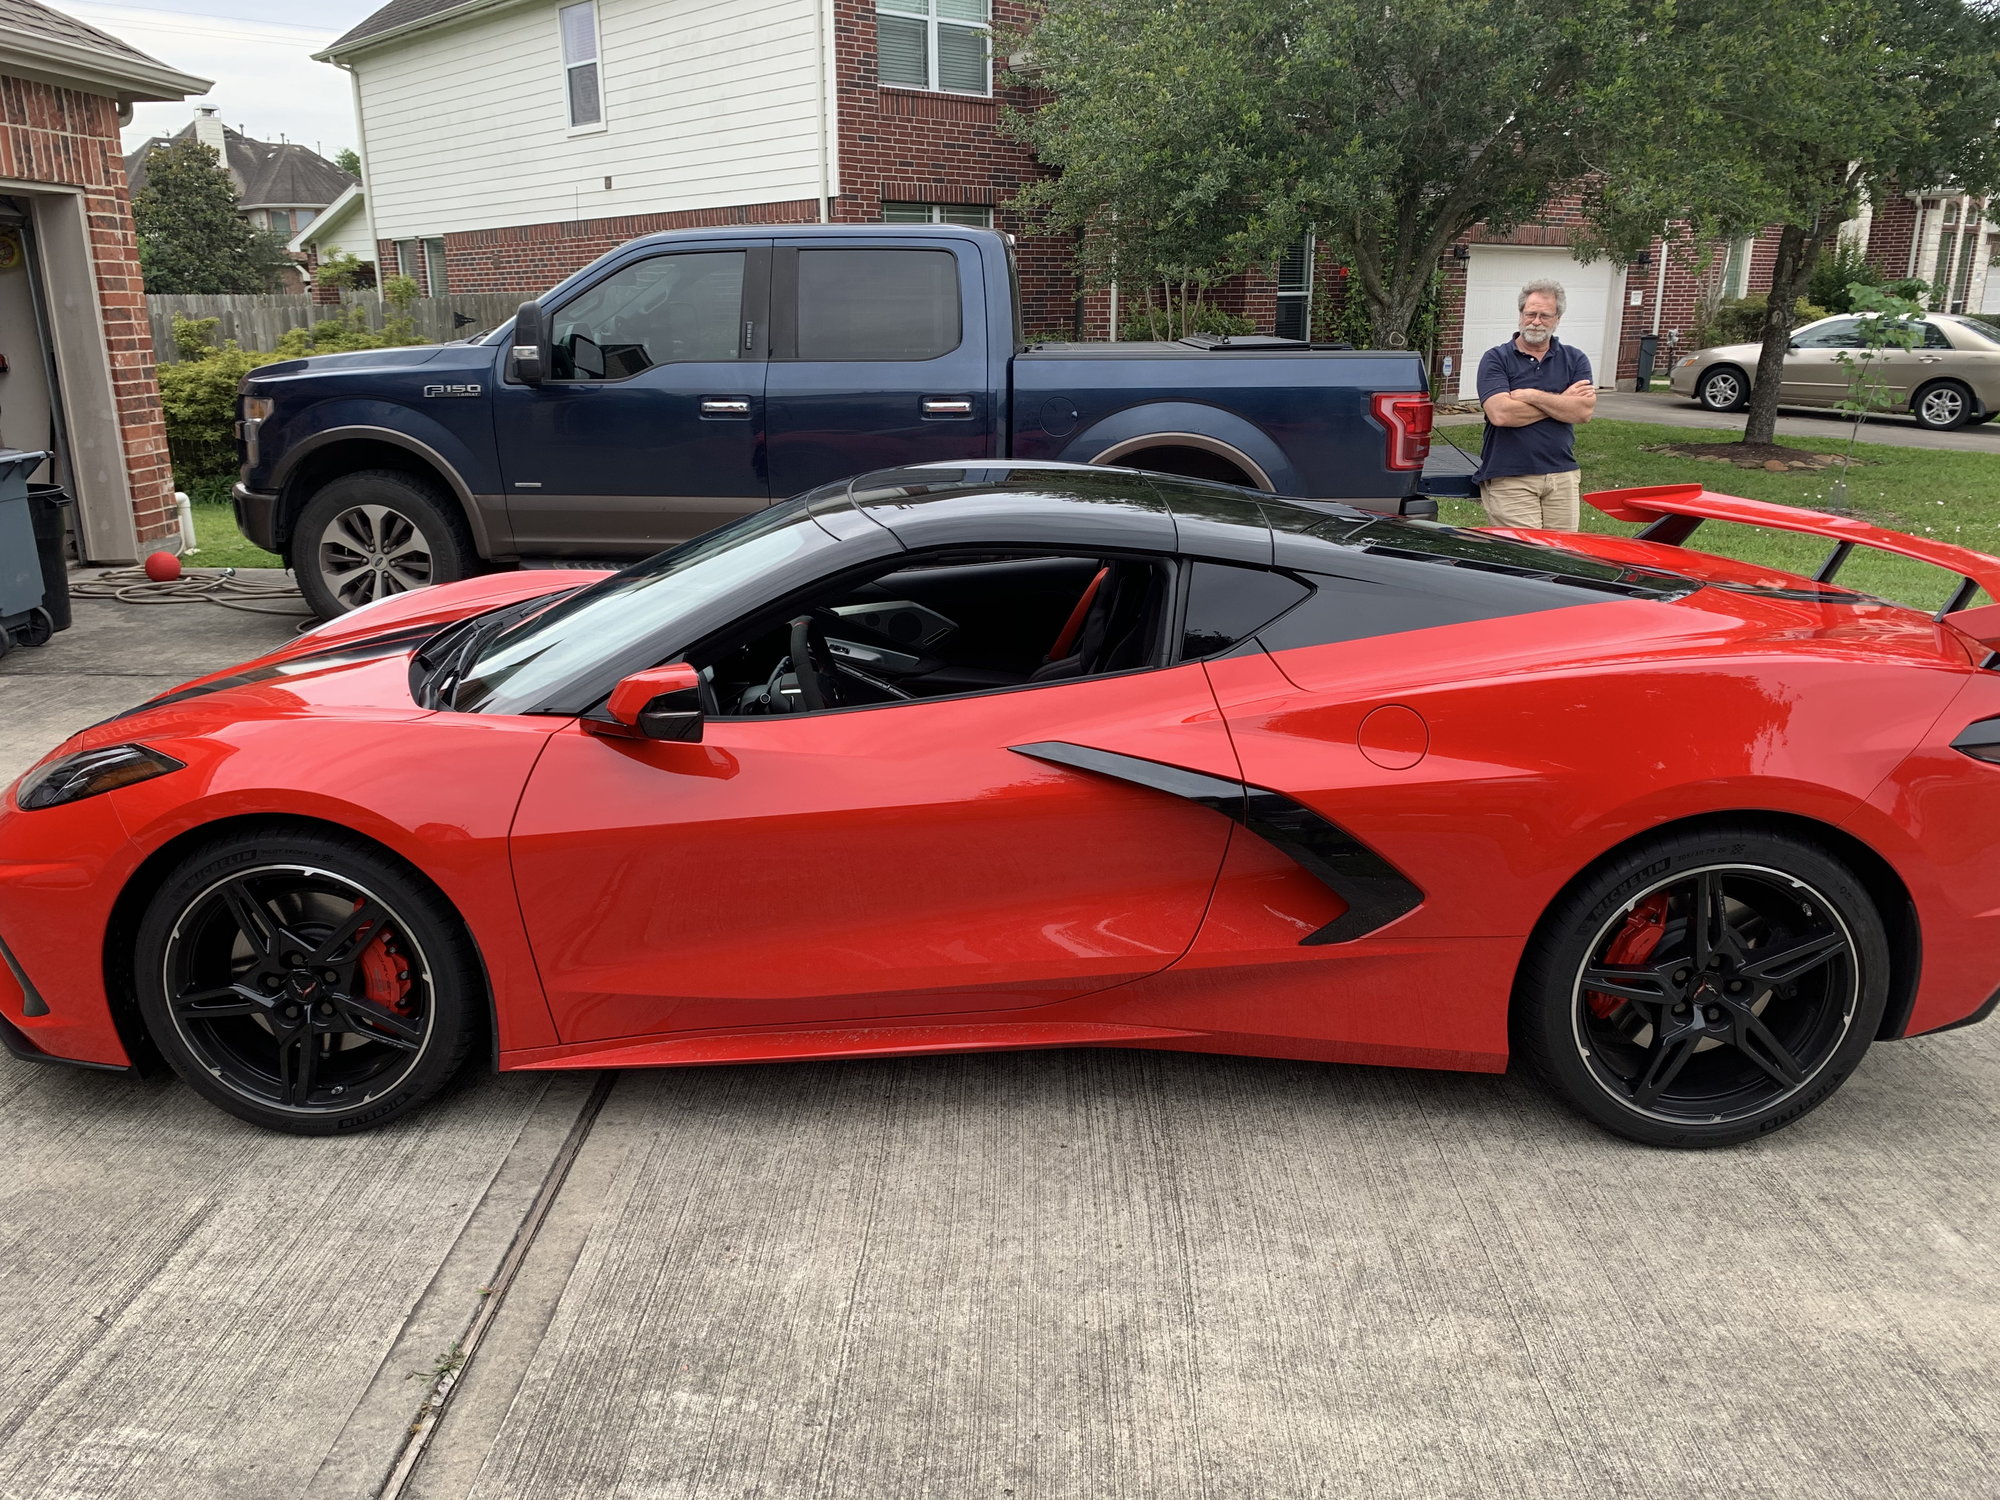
294 470 475 619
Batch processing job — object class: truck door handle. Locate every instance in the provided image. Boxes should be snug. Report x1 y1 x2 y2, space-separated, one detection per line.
700 397 752 417
921 397 974 417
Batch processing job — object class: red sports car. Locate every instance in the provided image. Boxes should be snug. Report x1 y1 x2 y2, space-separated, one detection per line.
5 464 1998 1146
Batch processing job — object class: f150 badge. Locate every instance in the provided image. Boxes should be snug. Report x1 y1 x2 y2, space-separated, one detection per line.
423 383 482 398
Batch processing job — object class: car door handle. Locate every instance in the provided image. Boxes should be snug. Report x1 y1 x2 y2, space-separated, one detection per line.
1919 356 1944 363
700 397 752 417
921 397 974 417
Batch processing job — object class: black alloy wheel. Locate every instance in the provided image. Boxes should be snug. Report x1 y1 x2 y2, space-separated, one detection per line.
136 830 482 1133
1515 828 1888 1147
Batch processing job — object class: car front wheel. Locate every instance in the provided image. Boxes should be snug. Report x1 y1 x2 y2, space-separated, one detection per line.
134 828 484 1134
1696 367 1749 412
292 469 475 619
1512 825 1889 1147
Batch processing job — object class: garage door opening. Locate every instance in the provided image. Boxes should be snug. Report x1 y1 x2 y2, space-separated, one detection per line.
1457 246 1625 401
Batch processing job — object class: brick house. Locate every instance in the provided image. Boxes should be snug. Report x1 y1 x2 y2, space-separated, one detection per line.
0 0 206 560
318 0 1080 334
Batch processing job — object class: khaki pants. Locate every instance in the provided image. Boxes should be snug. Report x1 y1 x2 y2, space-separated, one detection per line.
1479 470 1581 530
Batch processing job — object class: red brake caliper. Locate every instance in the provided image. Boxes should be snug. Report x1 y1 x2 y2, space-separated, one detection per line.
352 901 414 1014
1585 893 1669 1018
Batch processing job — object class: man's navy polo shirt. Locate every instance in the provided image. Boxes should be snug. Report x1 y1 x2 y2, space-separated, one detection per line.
1474 336 1593 481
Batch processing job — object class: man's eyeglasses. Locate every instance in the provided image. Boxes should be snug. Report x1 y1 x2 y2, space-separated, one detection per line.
1519 311 1560 323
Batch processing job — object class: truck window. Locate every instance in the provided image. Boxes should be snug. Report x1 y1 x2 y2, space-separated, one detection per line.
550 251 745 380
796 249 961 361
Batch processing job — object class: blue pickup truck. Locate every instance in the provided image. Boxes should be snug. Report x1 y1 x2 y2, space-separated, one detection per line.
234 224 1456 618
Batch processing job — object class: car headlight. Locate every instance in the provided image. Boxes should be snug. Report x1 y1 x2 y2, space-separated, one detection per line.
1675 355 1698 368
15 745 185 811
242 395 274 422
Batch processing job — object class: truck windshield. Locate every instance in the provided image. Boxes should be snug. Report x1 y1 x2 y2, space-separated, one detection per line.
452 499 830 715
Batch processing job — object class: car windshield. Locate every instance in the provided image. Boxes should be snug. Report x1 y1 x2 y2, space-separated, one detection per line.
452 499 831 715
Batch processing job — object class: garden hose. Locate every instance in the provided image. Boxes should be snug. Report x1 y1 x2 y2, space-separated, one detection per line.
68 565 314 618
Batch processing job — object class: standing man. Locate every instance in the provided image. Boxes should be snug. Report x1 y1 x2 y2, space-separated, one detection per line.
1474 279 1596 529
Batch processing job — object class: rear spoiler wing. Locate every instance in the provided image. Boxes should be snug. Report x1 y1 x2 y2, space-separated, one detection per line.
1585 483 2000 623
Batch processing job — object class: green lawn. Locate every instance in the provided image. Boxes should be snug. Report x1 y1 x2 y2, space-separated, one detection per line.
170 419 2000 613
180 474 286 569
1432 418 2000 612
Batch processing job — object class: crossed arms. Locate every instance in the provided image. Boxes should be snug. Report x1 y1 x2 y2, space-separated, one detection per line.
1483 380 1597 428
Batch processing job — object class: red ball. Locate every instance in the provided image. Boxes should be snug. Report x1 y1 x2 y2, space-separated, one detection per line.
143 551 182 582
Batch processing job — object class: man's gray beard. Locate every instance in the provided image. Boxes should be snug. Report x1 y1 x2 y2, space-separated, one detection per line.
1518 326 1552 344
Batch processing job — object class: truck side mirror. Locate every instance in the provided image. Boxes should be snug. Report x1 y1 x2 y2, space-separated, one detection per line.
510 301 550 385
597 662 704 742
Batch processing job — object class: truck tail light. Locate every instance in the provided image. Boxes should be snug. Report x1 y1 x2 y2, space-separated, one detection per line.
1370 392 1434 471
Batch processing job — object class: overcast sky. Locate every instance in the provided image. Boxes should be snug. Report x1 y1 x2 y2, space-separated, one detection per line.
46 0 385 156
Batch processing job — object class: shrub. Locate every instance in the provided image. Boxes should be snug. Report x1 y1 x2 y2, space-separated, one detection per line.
313 250 375 291
1118 296 1256 342
381 273 421 311
1808 240 1882 314
170 313 220 363
271 304 422 357
1700 293 1831 347
157 345 278 479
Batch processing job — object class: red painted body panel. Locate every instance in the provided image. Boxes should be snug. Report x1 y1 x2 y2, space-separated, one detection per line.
508 666 1239 1042
5 507 2000 1087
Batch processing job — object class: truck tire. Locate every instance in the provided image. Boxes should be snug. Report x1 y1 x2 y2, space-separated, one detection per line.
293 470 475 620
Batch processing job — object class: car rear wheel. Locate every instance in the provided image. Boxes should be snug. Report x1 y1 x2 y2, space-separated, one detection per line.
134 828 483 1134
1513 826 1888 1147
1696 367 1749 412
293 470 475 620
1911 380 1975 431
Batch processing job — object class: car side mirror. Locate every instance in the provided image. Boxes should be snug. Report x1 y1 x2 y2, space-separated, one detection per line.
510 301 550 385
600 663 704 742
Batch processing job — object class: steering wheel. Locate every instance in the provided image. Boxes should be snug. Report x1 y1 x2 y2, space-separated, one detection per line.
787 612 915 710
787 615 838 710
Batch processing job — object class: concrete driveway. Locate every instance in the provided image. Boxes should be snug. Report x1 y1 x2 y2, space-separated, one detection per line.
2 577 1996 1500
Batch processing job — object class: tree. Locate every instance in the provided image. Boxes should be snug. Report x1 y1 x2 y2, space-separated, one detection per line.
334 147 362 178
1603 0 2000 445
1008 0 1651 346
133 138 294 294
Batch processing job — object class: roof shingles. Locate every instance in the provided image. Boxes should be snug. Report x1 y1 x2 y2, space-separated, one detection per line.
327 0 496 53
0 0 181 69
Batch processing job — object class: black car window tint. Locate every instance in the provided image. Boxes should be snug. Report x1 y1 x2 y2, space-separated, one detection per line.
796 249 961 361
1919 320 1955 349
1179 561 1311 659
549 251 745 380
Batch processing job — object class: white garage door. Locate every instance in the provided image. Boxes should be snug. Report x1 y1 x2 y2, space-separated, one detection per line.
1457 247 1624 400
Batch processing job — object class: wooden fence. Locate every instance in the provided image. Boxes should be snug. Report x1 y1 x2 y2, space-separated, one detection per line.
148 291 524 361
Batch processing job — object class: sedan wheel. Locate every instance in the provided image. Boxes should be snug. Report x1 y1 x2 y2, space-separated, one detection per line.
1514 827 1888 1147
136 831 482 1133
1912 381 1974 431
1697 367 1748 412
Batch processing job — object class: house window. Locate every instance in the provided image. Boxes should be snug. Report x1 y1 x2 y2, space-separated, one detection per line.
395 240 420 280
1721 236 1754 298
561 1 603 128
876 0 990 96
1274 233 1314 341
424 238 448 296
881 202 992 227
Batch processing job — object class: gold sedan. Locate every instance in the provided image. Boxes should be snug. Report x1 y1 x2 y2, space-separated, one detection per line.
1669 312 2000 430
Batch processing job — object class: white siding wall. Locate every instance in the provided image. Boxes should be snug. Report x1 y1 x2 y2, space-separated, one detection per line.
356 0 825 241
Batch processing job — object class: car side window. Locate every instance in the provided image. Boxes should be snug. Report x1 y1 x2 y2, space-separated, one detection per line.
795 249 961 360
697 551 1174 717
1793 319 1863 349
1178 561 1311 660
549 251 746 380
1919 320 1955 349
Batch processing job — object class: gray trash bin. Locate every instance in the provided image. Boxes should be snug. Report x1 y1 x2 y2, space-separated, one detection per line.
0 449 54 654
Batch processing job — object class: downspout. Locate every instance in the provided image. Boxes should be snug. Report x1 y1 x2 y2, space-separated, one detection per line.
814 0 832 221
341 62 378 271
1650 231 1669 337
